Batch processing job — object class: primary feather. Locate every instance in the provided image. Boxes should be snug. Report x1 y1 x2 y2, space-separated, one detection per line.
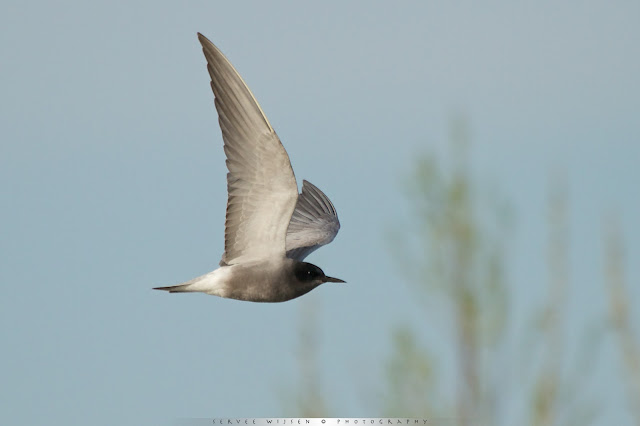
286 180 340 261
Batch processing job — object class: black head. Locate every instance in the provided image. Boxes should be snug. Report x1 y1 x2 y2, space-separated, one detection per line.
293 262 345 285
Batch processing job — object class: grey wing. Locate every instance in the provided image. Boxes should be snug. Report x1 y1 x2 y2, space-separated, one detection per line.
198 33 298 265
285 180 340 261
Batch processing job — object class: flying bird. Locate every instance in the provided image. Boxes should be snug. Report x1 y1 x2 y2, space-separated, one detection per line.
154 33 344 302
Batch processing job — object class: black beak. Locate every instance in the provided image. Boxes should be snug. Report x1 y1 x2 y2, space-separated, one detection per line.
324 276 346 283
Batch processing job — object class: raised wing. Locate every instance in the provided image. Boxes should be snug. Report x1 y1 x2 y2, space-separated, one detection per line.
285 180 340 261
198 33 298 265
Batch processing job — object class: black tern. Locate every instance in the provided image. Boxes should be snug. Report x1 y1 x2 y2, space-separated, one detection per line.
154 33 344 302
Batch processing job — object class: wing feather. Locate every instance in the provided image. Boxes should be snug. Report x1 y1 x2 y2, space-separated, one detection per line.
198 33 298 265
285 180 340 261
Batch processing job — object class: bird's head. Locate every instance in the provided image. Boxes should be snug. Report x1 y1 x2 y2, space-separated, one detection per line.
294 262 345 286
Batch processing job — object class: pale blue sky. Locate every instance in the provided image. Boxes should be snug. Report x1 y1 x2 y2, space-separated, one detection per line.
1 1 639 425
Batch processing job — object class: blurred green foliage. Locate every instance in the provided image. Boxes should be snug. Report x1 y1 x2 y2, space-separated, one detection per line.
286 116 639 426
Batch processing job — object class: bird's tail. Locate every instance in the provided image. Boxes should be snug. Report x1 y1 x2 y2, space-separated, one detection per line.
153 283 193 293
153 269 227 295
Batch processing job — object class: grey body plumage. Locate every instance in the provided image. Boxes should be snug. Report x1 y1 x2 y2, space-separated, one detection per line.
153 33 343 302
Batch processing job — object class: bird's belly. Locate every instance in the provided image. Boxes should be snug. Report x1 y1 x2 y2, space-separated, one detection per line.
222 260 299 303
